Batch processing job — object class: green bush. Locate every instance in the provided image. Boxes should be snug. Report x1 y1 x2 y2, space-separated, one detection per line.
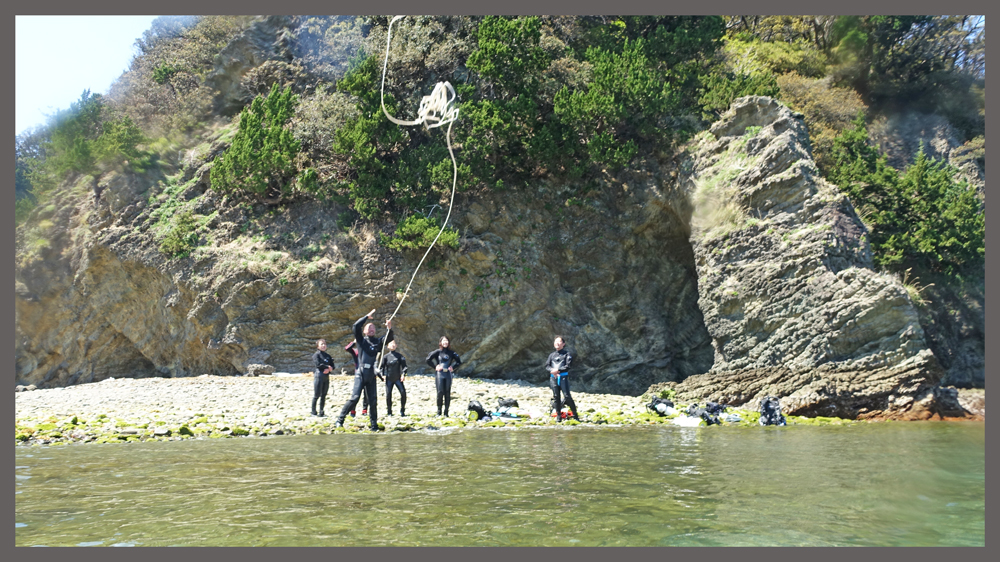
152 63 182 84
698 70 780 119
462 16 559 182
210 83 307 201
380 214 459 252
159 210 201 258
722 37 827 78
312 16 728 221
95 115 150 170
829 115 984 278
44 90 105 177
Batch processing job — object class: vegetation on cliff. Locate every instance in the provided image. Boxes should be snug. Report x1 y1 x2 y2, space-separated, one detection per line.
828 115 984 281
16 16 983 247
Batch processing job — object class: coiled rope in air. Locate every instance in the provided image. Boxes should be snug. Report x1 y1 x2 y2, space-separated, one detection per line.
376 15 461 364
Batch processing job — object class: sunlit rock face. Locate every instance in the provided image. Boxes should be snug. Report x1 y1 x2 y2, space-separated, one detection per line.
672 96 942 417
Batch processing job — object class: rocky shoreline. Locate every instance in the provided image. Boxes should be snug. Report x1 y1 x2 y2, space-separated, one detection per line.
15 374 984 446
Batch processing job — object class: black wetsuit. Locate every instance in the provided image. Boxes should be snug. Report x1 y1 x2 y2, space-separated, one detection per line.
312 349 334 415
426 348 462 416
545 348 578 421
345 341 371 414
378 351 408 416
336 316 393 429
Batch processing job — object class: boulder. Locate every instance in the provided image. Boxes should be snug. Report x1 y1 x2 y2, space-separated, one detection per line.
246 364 275 377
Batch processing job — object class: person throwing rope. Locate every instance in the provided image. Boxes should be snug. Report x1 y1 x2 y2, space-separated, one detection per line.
335 309 393 430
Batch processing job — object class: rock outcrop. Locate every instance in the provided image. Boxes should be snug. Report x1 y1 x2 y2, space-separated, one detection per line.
669 97 944 418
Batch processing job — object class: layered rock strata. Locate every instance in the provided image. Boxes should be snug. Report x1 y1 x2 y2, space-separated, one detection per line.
14 149 714 395
672 97 944 418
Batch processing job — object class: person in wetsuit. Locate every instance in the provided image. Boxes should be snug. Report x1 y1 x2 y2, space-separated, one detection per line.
344 341 377 418
545 335 579 422
426 336 461 417
378 340 408 416
311 339 335 417
335 309 393 430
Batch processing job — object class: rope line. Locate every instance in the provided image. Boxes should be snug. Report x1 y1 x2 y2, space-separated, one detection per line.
375 15 461 368
380 16 460 131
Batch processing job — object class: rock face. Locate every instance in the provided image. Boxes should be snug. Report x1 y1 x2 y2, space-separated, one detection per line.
13 89 959 417
14 142 714 396
672 97 943 418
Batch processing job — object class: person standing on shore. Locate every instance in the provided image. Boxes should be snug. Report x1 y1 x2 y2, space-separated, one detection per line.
312 339 335 417
426 336 461 417
545 335 580 422
378 340 408 416
344 341 376 418
336 309 393 430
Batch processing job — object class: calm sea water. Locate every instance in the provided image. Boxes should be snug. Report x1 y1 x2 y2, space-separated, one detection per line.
15 422 984 546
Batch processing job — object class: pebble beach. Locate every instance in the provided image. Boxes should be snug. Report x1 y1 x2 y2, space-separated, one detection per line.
15 372 681 445
17 372 984 446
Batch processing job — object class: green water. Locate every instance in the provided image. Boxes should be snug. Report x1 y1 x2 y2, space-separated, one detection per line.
15 422 984 546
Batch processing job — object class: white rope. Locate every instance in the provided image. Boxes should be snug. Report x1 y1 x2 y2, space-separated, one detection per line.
380 16 460 131
375 15 462 368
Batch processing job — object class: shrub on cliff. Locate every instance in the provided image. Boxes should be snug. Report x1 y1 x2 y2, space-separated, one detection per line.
159 210 201 258
15 91 151 224
776 72 868 173
721 36 827 78
210 83 317 202
698 70 780 120
829 115 984 279
110 16 254 137
380 214 459 252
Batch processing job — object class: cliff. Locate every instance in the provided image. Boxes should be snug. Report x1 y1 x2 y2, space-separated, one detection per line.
669 97 949 419
13 17 976 419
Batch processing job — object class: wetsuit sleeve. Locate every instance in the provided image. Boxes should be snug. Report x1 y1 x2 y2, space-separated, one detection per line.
400 356 408 375
345 343 359 366
426 349 438 368
451 350 462 368
544 352 554 372
314 351 333 372
563 352 572 372
353 315 367 343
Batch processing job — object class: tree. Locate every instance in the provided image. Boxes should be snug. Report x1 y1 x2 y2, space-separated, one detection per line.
43 90 105 176
210 83 309 202
829 115 984 278
15 127 49 202
551 16 726 168
96 115 149 167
